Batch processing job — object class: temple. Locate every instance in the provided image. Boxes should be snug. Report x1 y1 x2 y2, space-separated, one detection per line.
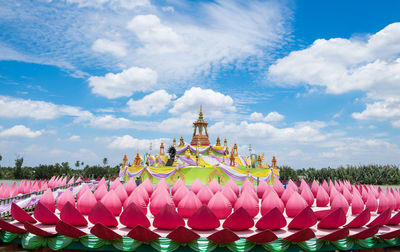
119 106 280 185
190 105 210 146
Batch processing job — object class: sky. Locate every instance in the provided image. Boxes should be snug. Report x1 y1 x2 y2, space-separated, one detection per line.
0 0 400 169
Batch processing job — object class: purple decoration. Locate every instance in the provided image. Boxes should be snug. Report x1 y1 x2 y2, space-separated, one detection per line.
147 168 177 179
148 157 155 166
218 165 247 181
126 167 146 177
211 146 226 154
176 146 189 154
177 155 197 166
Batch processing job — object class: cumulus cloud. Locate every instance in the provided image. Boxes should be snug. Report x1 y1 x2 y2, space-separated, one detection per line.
0 125 43 138
108 134 168 150
84 114 153 130
88 66 158 99
250 111 284 122
127 15 183 54
0 96 91 120
92 38 127 57
126 90 175 116
68 135 81 141
269 23 400 127
209 120 328 144
169 87 235 118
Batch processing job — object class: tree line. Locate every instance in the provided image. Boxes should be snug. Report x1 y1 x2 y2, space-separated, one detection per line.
279 164 400 185
0 155 120 180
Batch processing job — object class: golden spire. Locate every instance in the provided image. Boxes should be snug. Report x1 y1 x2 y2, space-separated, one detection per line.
123 154 128 165
199 104 204 120
173 137 176 146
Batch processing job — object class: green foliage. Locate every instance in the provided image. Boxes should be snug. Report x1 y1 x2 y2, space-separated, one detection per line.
14 157 24 179
295 164 400 185
278 166 298 181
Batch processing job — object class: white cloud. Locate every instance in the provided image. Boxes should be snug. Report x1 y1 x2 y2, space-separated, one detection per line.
319 138 400 164
127 15 183 54
209 120 328 144
156 112 197 134
68 135 81 141
169 87 235 119
250 111 284 122
126 90 175 116
1 0 289 84
107 134 169 150
0 125 43 138
85 115 140 129
92 38 127 57
352 98 400 120
269 23 400 127
122 0 289 81
161 6 174 13
66 0 151 9
0 96 91 120
392 120 400 128
88 66 158 99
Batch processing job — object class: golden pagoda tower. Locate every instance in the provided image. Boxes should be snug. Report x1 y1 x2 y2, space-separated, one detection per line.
216 136 221 146
123 154 128 166
190 105 210 146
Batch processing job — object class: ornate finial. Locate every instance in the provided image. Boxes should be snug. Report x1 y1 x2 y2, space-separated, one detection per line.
179 136 185 147
173 137 176 146
123 154 128 165
224 137 227 147
272 155 277 169
216 136 221 146
199 104 204 120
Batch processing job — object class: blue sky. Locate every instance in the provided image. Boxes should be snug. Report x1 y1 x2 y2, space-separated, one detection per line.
0 0 400 168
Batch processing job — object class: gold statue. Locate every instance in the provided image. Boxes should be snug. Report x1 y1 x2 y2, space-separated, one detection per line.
272 156 277 169
133 151 141 167
224 137 227 147
216 136 221 146
232 143 238 157
257 154 262 168
173 137 176 146
229 150 235 167
179 136 185 147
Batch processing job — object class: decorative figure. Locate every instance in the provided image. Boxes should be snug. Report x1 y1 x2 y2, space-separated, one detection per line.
232 143 238 157
184 147 191 156
133 151 141 167
123 154 128 167
190 105 210 146
257 154 262 168
179 136 185 147
272 156 277 169
216 137 221 146
173 137 176 147
160 141 165 155
229 150 235 167
166 146 176 166
224 137 227 147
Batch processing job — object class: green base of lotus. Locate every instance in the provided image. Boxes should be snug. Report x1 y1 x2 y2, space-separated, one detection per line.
1 231 399 252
